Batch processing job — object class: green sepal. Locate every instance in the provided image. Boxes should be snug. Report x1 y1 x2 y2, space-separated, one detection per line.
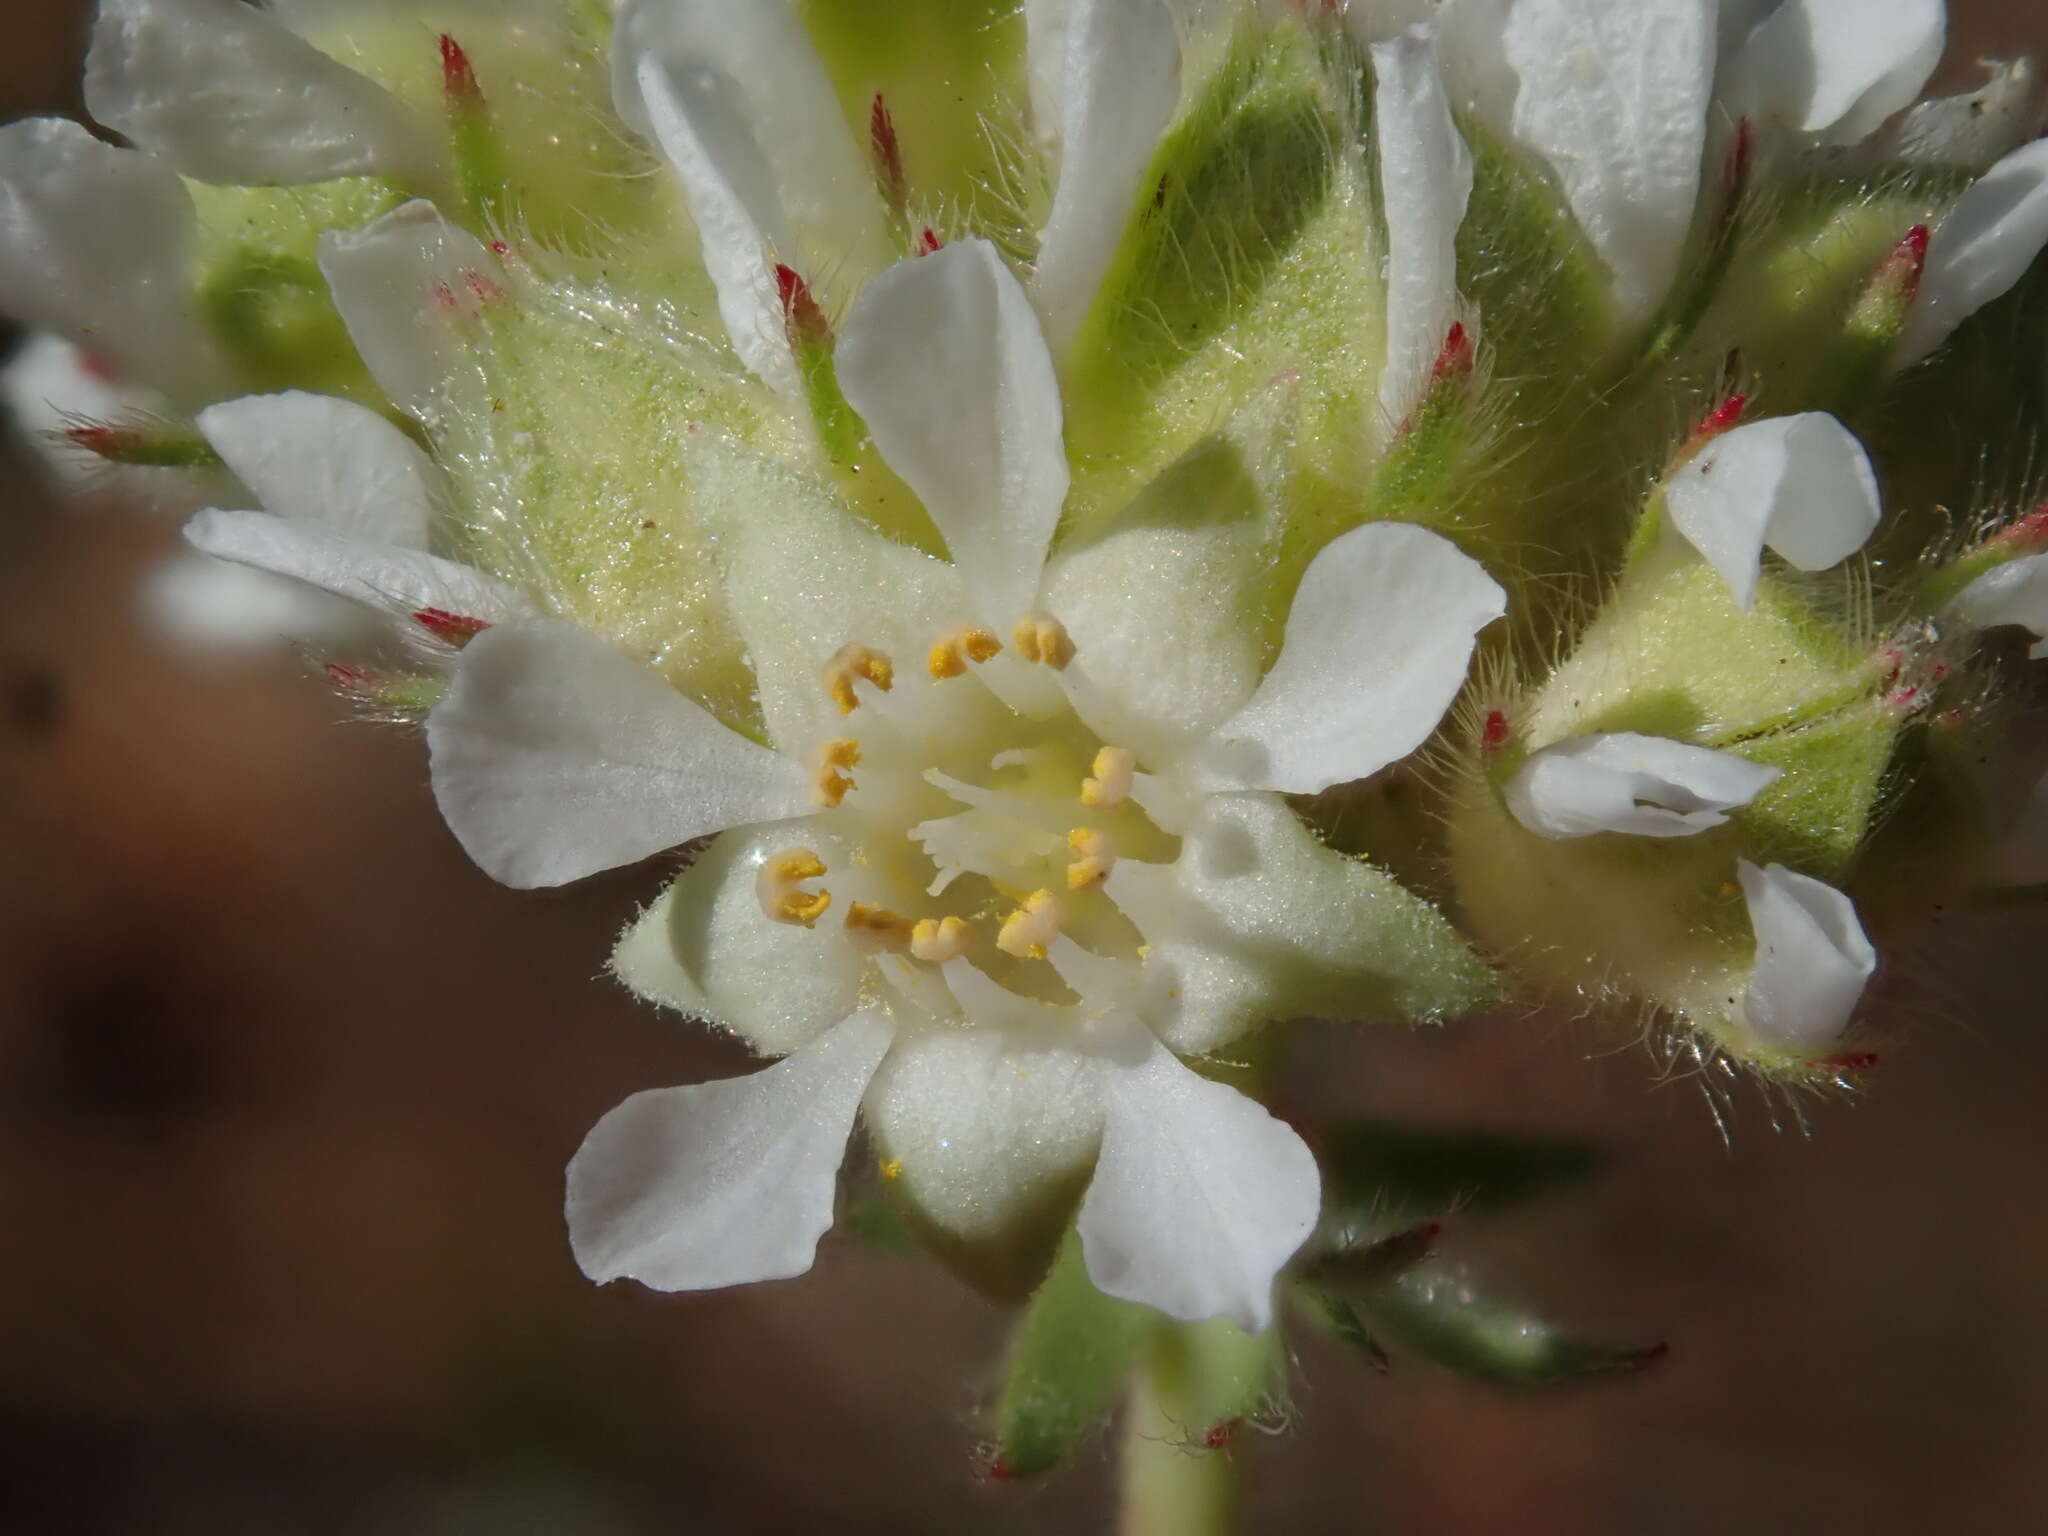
1309 1258 1663 1389
1164 1318 1285 1448
1319 1120 1602 1230
991 1230 1151 1480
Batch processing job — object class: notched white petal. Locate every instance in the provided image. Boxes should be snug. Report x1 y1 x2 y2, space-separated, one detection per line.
1032 0 1182 352
1947 552 2048 660
426 621 811 889
316 201 499 420
566 1010 894 1291
1204 521 1505 794
1663 413 1881 610
1501 0 1715 320
1737 859 1876 1051
85 0 441 187
1726 0 1943 145
197 392 440 549
1372 24 1473 432
1897 138 2048 368
1506 732 1782 839
838 239 1070 625
1077 1034 1318 1333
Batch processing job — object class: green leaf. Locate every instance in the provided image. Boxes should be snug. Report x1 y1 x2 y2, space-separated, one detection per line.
1312 1259 1664 1389
992 1231 1152 1479
1320 1121 1603 1228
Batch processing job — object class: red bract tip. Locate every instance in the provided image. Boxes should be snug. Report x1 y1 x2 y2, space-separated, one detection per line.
325 663 374 694
64 424 125 456
490 239 510 258
1876 225 1931 304
982 1455 1018 1484
1993 504 2048 548
1724 117 1755 195
1480 708 1509 753
465 270 503 303
77 350 122 385
1696 392 1747 441
433 281 460 313
1203 1421 1238 1451
1821 1051 1881 1072
870 93 907 213
440 34 483 109
413 608 490 645
917 225 943 256
775 263 831 346
1432 322 1474 383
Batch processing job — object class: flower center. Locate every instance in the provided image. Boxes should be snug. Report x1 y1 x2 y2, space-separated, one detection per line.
756 614 1178 1006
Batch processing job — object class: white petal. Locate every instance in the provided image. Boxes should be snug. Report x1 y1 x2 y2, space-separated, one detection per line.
426 621 812 889
612 0 884 265
0 118 220 402
1737 860 1876 1051
1501 0 1715 320
184 509 532 626
684 435 965 749
1203 521 1504 794
1897 139 2048 368
1505 732 1782 839
1725 0 1942 145
1344 0 1444 48
196 392 440 549
864 1021 1107 1252
84 0 440 187
1888 59 2041 171
316 201 499 420
838 240 1071 624
1040 522 1266 760
566 1009 894 1291
1948 552 2048 660
635 56 801 399
610 827 868 1058
1372 25 1473 432
1031 0 1181 352
142 548 369 653
1663 413 1881 610
1077 1034 1318 1332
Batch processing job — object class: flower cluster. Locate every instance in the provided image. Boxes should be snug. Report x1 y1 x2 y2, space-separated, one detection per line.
6 0 2048 1400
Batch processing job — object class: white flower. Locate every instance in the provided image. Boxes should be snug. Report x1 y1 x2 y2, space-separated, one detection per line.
1897 138 2048 367
1946 552 2048 660
1662 412 1882 611
1736 859 1876 1050
422 239 1506 1330
1506 733 1782 840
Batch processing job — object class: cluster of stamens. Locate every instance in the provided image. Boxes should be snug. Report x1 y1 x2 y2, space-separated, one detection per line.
760 615 1140 977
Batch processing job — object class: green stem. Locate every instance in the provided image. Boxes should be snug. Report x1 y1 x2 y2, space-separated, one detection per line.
1118 1330 1237 1536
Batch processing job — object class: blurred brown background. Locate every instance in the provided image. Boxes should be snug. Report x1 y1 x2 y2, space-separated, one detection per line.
4 4 2047 1533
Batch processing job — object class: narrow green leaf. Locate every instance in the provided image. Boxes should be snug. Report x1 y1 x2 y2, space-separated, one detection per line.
992 1231 1152 1479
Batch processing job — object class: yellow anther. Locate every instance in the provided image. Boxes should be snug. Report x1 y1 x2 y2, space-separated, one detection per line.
844 901 915 954
879 1157 904 1182
1012 611 1076 670
910 914 975 964
1066 826 1117 890
757 847 831 928
810 737 862 807
927 626 1002 680
996 889 1063 960
1081 745 1136 810
824 643 895 714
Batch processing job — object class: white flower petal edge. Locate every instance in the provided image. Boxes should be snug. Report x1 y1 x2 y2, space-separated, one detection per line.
196 392 441 549
1506 732 1782 840
837 239 1071 625
1663 413 1881 611
635 55 803 400
566 1010 895 1290
183 509 533 628
1077 1032 1320 1334
1203 520 1506 794
1500 0 1716 322
317 201 501 420
1725 0 1943 145
611 0 884 263
1031 0 1182 352
1947 552 2048 660
1736 859 1876 1051
0 118 221 402
1372 24 1473 433
84 0 442 189
1897 138 2048 368
426 621 812 889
